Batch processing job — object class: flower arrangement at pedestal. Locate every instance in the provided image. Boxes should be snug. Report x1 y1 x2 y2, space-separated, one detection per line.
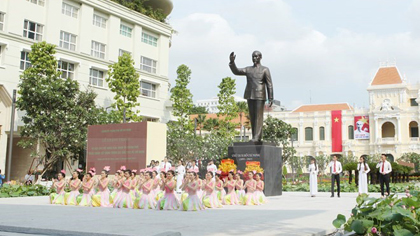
218 159 237 181
244 161 264 180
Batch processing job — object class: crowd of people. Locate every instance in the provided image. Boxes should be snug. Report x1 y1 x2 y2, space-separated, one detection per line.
308 154 393 198
49 162 267 211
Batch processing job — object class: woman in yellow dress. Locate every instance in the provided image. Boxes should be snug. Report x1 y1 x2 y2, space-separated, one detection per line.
50 170 66 205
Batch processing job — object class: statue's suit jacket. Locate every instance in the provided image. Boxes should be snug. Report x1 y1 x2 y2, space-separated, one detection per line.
229 62 273 101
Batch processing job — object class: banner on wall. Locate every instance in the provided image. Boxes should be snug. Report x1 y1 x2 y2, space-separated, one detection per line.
354 116 370 139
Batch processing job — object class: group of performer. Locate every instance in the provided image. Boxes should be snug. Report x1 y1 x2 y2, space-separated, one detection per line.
49 165 267 211
308 154 393 198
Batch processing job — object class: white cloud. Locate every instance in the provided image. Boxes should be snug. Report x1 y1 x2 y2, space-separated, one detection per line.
169 0 420 110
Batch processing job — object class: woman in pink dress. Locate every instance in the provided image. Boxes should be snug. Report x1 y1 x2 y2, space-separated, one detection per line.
254 173 267 204
66 170 82 206
242 172 257 205
79 171 95 207
114 170 134 208
179 172 190 203
130 170 138 199
155 171 166 201
150 170 159 200
50 170 66 205
195 171 204 200
92 166 112 207
156 170 180 210
223 171 239 205
235 172 245 203
202 172 222 208
110 171 122 204
180 171 205 211
137 171 156 209
215 172 226 201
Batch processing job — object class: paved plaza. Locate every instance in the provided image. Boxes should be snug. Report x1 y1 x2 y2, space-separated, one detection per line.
0 192 393 236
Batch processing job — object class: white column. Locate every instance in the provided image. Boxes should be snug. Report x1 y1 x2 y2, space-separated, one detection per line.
397 117 401 142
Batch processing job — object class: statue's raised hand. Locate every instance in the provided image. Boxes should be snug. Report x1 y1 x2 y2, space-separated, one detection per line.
230 52 236 63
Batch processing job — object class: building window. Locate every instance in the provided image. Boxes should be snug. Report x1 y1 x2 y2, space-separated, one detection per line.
89 69 104 87
305 127 313 141
141 32 158 47
291 128 298 141
58 61 75 79
91 41 105 59
23 20 43 41
27 0 45 6
410 98 419 107
0 12 4 31
348 125 354 140
62 2 78 18
59 31 76 51
140 56 157 74
93 14 107 28
319 126 325 140
140 81 157 98
145 117 159 122
119 49 131 57
120 24 132 37
409 121 419 138
20 51 31 70
0 45 3 64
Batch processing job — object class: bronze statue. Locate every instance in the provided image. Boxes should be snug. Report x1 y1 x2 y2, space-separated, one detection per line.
229 51 273 142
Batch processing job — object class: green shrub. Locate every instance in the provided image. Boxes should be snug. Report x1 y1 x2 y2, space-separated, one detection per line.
0 184 50 198
333 191 420 235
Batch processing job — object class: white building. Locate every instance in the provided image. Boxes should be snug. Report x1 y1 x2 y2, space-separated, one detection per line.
0 0 174 179
269 64 420 163
196 96 247 113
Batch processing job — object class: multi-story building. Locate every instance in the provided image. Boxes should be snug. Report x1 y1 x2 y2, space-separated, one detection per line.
0 0 174 179
196 96 247 114
269 64 420 163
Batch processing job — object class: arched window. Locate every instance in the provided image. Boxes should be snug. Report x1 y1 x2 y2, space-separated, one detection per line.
348 125 354 140
305 127 313 141
409 121 419 138
291 128 298 141
319 126 325 140
382 122 395 138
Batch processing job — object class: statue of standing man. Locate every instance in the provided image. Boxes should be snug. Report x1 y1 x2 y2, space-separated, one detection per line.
229 51 274 142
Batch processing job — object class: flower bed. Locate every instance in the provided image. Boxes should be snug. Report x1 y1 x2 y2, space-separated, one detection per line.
0 183 50 198
333 190 419 235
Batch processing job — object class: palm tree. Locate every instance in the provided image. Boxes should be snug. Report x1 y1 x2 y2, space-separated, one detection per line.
203 118 219 131
196 114 206 136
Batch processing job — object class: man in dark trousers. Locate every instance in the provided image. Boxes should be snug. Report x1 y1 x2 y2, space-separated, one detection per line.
376 154 392 197
328 155 342 197
229 51 273 142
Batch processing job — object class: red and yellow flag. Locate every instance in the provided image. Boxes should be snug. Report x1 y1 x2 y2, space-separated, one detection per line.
331 110 342 152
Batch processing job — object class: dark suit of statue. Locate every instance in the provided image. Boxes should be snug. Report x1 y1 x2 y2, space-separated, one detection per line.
229 51 274 142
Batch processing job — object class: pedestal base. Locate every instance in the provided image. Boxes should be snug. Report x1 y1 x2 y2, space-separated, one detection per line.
228 142 282 196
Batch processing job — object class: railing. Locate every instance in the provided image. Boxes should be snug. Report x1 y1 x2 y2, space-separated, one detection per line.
410 137 420 142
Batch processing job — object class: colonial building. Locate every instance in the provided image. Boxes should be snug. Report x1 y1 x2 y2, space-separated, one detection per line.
0 0 174 180
269 64 420 162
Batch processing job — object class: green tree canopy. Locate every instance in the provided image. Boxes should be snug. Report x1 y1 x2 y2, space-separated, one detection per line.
106 52 141 123
16 42 103 174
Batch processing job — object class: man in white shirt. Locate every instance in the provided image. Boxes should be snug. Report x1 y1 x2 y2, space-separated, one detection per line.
207 160 217 180
376 154 392 197
328 155 342 198
160 157 172 172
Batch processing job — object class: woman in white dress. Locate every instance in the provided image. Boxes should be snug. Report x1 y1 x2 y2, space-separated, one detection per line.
176 160 185 193
357 156 370 195
308 158 318 197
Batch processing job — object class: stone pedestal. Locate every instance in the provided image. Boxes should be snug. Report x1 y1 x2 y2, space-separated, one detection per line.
228 142 282 196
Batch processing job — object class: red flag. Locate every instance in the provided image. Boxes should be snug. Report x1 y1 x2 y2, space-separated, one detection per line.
331 110 342 152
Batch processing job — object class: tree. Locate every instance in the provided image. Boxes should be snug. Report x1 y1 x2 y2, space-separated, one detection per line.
110 0 166 22
203 118 219 131
196 114 206 136
262 115 297 163
16 42 102 175
107 53 141 123
190 105 208 114
400 152 420 172
167 65 195 161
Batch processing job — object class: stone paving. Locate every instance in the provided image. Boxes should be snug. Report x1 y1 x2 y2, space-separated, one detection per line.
0 192 386 236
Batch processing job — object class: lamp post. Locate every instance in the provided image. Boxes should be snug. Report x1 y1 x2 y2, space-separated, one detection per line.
7 90 16 181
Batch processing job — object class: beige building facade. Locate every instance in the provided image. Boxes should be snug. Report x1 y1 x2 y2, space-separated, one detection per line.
269 65 420 162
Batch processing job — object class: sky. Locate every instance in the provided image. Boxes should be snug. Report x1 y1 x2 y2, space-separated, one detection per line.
167 0 420 110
